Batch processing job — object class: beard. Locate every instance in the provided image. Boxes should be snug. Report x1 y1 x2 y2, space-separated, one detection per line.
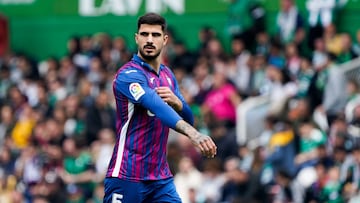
138 46 161 61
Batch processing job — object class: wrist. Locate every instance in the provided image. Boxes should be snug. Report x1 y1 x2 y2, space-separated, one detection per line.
173 100 183 112
188 131 201 141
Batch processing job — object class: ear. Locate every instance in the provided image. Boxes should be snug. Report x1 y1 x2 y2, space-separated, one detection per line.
163 34 168 46
135 33 139 45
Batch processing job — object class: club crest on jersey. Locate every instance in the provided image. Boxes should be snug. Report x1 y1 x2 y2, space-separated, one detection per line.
129 83 145 101
166 77 172 86
150 77 155 84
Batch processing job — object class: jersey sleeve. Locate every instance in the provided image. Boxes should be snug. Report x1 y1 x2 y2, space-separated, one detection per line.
114 67 182 129
171 72 194 125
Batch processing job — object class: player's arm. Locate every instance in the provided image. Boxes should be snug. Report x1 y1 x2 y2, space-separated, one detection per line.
174 119 217 158
154 86 216 158
172 75 194 125
155 76 194 125
114 68 182 128
114 68 216 157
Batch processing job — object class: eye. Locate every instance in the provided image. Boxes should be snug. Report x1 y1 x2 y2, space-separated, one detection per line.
139 32 149 37
152 33 162 37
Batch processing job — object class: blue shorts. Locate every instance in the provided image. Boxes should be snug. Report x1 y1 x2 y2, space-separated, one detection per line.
103 177 182 203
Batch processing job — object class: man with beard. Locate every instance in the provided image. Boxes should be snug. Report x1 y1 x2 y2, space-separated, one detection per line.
103 13 217 203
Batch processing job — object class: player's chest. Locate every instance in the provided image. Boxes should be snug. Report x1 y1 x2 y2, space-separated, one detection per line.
146 71 174 90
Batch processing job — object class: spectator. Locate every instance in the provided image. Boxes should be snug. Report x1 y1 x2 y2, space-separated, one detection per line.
85 90 116 145
345 79 360 123
295 121 327 168
59 137 96 202
110 36 132 67
208 117 238 163
174 134 203 170
248 53 267 96
197 26 217 57
295 57 315 99
73 35 93 72
58 56 77 93
320 166 344 202
352 29 360 56
0 64 11 103
197 158 226 203
312 37 328 70
225 0 265 49
77 77 95 108
337 33 358 64
0 145 16 177
322 53 347 125
14 143 42 188
66 36 81 61
284 42 302 79
63 94 86 138
261 64 297 116
306 0 338 49
307 52 335 113
272 169 304 203
324 23 343 56
89 183 105 203
171 40 198 74
221 156 250 202
264 120 297 178
174 156 203 203
254 31 271 56
204 37 227 65
11 104 35 150
275 0 305 45
201 61 241 128
0 105 14 146
90 128 115 178
86 56 107 89
191 57 213 104
229 36 251 95
348 105 360 143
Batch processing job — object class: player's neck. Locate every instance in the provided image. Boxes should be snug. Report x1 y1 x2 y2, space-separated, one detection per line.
138 54 161 74
148 60 161 73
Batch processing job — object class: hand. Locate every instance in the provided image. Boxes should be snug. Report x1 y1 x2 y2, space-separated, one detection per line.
58 170 74 184
156 86 182 111
190 133 217 158
294 154 306 164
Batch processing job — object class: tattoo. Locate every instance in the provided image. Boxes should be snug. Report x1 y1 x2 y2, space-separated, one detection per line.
175 120 198 139
175 120 190 134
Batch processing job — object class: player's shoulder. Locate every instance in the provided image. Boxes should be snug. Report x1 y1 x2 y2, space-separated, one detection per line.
117 62 144 77
161 64 175 76
119 61 143 74
161 63 172 71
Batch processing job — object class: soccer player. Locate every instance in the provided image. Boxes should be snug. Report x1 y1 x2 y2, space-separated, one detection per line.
104 13 217 203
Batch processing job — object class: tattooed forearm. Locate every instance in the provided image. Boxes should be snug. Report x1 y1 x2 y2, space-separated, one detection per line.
175 120 199 139
175 119 217 158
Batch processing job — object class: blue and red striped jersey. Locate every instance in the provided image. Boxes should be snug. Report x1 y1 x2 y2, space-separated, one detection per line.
106 54 194 181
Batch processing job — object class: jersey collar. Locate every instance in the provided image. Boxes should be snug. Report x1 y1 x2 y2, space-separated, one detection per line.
131 54 164 75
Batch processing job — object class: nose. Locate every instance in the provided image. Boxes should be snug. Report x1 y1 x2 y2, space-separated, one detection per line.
146 34 153 43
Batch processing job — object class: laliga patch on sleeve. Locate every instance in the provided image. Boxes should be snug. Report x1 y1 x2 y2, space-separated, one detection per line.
129 83 145 101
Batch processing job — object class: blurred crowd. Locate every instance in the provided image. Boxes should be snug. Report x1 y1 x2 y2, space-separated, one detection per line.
1 0 360 202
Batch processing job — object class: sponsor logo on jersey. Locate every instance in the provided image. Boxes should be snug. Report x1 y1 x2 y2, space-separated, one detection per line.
125 69 138 74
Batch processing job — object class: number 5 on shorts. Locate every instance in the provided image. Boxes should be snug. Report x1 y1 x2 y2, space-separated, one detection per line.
112 193 123 203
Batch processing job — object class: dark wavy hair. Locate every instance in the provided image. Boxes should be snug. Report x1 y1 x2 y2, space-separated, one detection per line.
137 12 167 33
